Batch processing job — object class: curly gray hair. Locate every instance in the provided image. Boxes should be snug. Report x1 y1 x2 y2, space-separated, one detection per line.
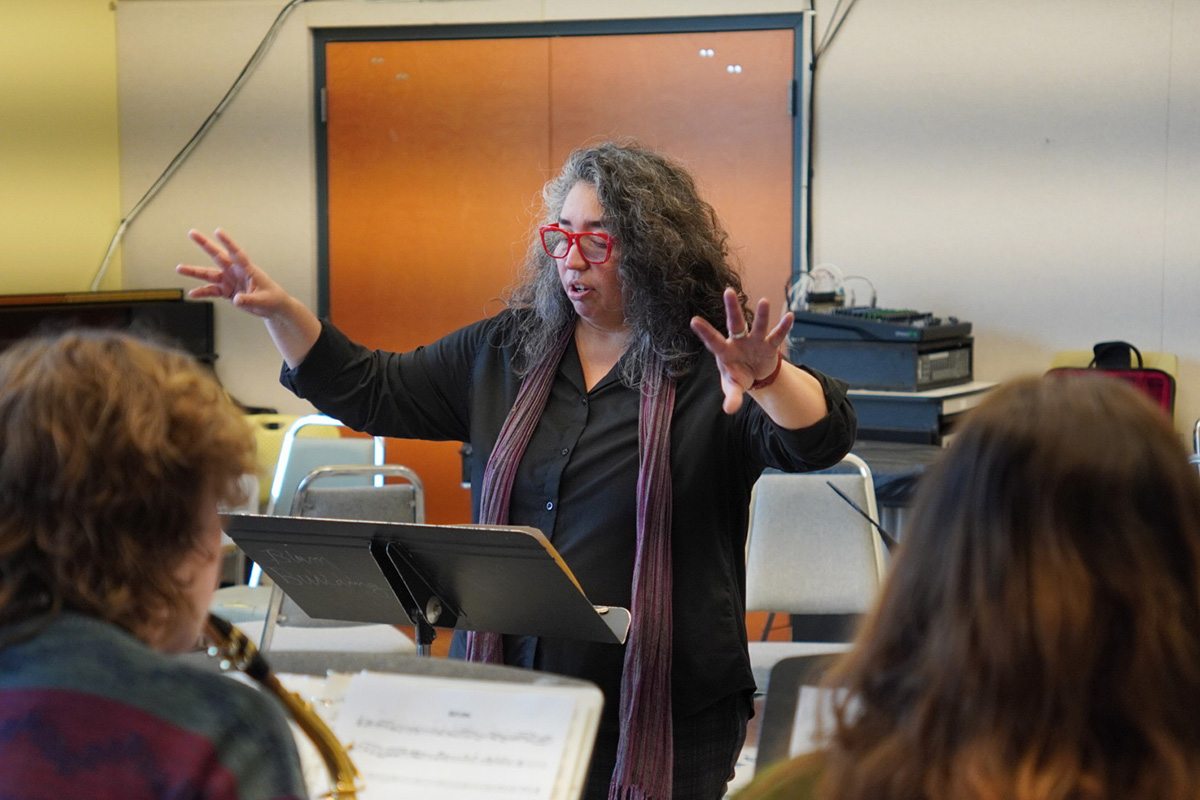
505 141 750 385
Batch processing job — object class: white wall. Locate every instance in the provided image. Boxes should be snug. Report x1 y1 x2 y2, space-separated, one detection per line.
808 0 1200 433
117 0 1200 437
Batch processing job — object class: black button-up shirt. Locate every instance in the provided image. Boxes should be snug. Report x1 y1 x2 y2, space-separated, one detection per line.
282 311 856 728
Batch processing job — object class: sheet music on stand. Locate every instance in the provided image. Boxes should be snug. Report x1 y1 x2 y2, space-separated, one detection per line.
278 668 603 800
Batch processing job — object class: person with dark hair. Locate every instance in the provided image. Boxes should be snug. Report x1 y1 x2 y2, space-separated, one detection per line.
178 141 856 800
0 330 307 799
736 374 1200 800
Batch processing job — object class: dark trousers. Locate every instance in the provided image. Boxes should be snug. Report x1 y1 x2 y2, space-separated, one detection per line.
583 691 752 800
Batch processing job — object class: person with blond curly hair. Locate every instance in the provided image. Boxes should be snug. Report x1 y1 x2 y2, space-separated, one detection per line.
0 330 306 799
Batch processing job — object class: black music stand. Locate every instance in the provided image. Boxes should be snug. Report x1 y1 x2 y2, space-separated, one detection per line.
221 513 632 656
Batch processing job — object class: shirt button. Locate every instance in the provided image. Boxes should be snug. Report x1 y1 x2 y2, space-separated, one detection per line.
581 397 588 405
560 448 569 456
546 501 554 511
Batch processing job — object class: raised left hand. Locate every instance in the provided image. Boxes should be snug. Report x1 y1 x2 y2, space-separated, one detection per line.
690 287 794 414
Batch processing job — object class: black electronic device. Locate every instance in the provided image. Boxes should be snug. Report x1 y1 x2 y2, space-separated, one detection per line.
791 307 972 342
847 382 994 446
789 307 974 391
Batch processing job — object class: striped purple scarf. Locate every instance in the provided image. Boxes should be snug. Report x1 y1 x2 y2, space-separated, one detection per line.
465 322 677 800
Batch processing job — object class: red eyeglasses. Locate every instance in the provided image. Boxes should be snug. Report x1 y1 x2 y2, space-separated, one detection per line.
539 225 615 265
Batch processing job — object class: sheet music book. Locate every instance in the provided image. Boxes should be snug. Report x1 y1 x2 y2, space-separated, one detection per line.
789 685 836 757
278 670 603 800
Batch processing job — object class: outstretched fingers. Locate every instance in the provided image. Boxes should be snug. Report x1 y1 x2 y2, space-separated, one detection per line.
692 288 796 415
214 228 252 267
177 228 269 313
724 287 750 338
689 315 728 355
188 229 233 268
175 272 228 300
764 306 795 348
175 263 224 284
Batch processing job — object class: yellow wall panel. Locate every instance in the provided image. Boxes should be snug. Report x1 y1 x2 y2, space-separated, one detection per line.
0 0 122 294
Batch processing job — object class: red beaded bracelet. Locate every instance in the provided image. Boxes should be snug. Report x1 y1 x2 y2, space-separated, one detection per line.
750 351 784 391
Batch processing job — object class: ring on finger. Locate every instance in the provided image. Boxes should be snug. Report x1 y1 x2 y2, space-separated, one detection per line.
730 330 749 340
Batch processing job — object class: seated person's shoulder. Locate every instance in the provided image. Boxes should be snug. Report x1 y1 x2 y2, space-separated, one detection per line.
1 614 305 798
4 613 289 739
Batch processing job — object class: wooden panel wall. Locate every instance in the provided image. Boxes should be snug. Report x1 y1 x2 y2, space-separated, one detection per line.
549 29 794 314
326 38 551 523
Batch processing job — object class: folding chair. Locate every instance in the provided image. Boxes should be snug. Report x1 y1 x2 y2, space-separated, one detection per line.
239 414 384 587
265 414 385 516
214 416 422 657
745 453 888 692
255 464 427 653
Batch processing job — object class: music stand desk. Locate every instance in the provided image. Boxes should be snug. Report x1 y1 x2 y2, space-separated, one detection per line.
222 513 631 652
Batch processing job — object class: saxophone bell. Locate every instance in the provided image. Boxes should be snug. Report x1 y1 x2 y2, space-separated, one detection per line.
204 613 362 799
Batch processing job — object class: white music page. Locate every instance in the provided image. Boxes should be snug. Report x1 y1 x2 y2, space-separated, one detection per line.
334 671 579 800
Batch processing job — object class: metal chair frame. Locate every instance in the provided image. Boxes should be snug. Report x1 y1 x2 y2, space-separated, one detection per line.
265 414 385 516
247 414 385 587
1191 418 1200 475
292 464 425 524
259 463 427 653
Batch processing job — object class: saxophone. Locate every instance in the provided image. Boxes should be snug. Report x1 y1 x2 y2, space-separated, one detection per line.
204 614 362 799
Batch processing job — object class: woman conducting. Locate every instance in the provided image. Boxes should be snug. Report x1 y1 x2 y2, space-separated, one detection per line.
737 374 1200 800
179 141 857 800
0 330 307 799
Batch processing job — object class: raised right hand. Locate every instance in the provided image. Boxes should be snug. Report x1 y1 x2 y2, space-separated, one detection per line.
177 228 322 368
176 228 290 320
